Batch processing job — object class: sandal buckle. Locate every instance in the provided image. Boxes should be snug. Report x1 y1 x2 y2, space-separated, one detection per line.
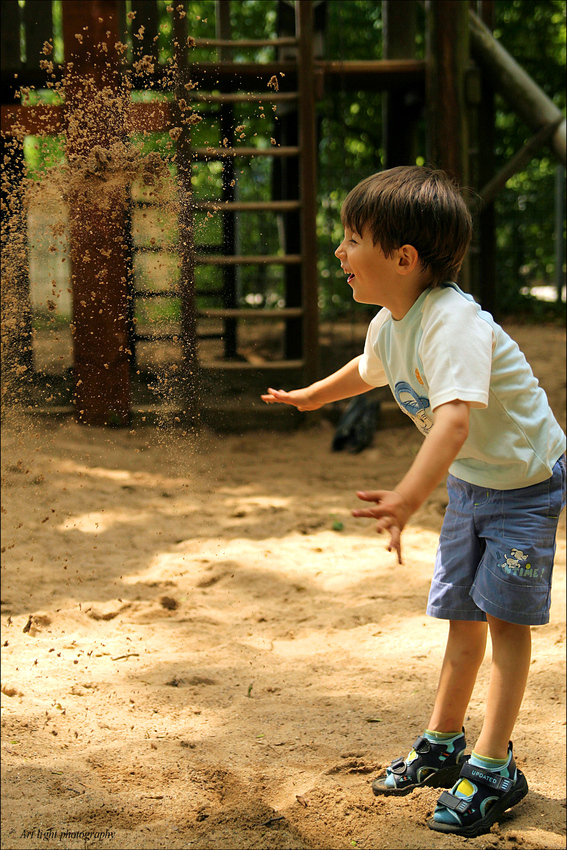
412 736 431 754
437 791 470 814
390 757 407 775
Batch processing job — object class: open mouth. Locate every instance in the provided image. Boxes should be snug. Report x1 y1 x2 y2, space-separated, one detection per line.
347 273 355 284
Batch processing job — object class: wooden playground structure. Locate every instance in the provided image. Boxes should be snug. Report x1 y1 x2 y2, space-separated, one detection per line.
1 0 565 426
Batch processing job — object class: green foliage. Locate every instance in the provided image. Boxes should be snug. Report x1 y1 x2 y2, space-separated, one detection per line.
490 0 566 315
21 0 565 327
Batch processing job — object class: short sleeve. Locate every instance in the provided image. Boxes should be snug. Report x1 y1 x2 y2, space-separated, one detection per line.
358 309 390 387
420 294 494 411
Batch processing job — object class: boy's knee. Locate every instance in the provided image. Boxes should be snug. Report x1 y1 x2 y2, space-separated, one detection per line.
486 614 531 640
449 619 487 635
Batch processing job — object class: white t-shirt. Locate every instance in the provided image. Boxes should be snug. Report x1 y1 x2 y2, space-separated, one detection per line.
358 283 566 489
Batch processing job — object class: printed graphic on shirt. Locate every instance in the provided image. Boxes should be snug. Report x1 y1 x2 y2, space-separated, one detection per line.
394 381 433 435
497 547 539 579
414 367 424 386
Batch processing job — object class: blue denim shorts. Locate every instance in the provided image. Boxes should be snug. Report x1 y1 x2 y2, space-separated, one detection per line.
427 454 566 626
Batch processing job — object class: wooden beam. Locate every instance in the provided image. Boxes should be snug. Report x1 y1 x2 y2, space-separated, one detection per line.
193 38 298 48
172 3 199 418
426 0 469 184
1 104 64 136
382 0 420 168
473 0 497 315
194 254 301 265
199 308 303 320
478 117 565 208
469 9 566 165
426 0 470 291
62 0 131 426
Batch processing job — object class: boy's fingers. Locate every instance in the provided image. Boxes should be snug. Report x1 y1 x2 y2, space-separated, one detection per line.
356 490 387 502
387 527 402 564
352 505 392 519
352 508 379 519
261 389 287 404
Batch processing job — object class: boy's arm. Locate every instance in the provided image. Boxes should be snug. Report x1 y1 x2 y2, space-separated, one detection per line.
353 399 470 563
261 355 374 411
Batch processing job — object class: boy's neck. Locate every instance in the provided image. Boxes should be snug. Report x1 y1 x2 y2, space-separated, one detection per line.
387 280 430 321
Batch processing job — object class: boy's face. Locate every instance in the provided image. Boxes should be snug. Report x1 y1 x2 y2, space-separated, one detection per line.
335 225 400 306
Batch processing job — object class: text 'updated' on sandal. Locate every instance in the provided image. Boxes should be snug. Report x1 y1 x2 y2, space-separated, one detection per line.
428 742 528 838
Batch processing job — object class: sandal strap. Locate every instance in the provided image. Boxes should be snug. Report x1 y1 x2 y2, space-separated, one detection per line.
437 762 515 816
460 761 515 794
390 737 431 775
412 735 432 754
390 757 408 775
437 790 472 814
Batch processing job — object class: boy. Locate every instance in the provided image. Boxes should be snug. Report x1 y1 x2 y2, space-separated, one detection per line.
261 166 566 838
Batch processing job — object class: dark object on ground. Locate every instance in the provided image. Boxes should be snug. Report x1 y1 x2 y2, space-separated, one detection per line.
332 395 381 453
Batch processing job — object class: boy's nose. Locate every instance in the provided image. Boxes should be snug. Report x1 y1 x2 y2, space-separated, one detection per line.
335 242 345 258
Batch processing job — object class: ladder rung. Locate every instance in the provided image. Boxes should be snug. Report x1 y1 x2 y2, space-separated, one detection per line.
186 92 298 103
134 290 179 298
195 254 301 265
135 333 181 342
201 359 304 370
194 200 300 212
186 61 297 76
199 308 303 320
134 245 179 254
194 146 299 159
193 38 298 48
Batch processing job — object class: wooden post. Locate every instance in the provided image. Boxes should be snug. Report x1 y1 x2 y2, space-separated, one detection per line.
555 164 566 303
474 0 496 314
275 0 303 363
426 0 470 290
426 0 470 183
62 0 131 426
296 0 319 386
382 0 420 169
173 4 199 422
1 0 35 408
215 0 238 360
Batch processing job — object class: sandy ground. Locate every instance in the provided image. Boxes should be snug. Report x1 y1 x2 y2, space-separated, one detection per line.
1 322 565 850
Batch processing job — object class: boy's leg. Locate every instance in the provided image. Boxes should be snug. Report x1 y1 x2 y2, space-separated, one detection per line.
372 619 486 796
430 614 532 835
427 619 488 733
473 614 531 759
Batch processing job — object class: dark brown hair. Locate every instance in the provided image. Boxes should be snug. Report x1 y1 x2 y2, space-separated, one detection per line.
341 166 473 286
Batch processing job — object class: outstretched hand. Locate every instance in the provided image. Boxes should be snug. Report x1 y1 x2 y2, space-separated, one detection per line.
352 489 413 564
261 387 323 412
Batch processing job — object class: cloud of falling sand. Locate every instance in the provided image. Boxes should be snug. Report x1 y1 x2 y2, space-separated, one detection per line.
1 9 201 419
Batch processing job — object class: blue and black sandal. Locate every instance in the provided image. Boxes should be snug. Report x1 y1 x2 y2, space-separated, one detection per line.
428 742 528 837
372 729 468 796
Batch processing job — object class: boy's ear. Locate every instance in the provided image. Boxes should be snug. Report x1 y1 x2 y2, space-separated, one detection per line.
396 244 420 274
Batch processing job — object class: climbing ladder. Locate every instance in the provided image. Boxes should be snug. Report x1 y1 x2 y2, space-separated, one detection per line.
128 0 319 388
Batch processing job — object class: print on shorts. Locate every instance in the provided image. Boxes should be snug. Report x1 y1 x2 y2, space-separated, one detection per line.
496 547 540 579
